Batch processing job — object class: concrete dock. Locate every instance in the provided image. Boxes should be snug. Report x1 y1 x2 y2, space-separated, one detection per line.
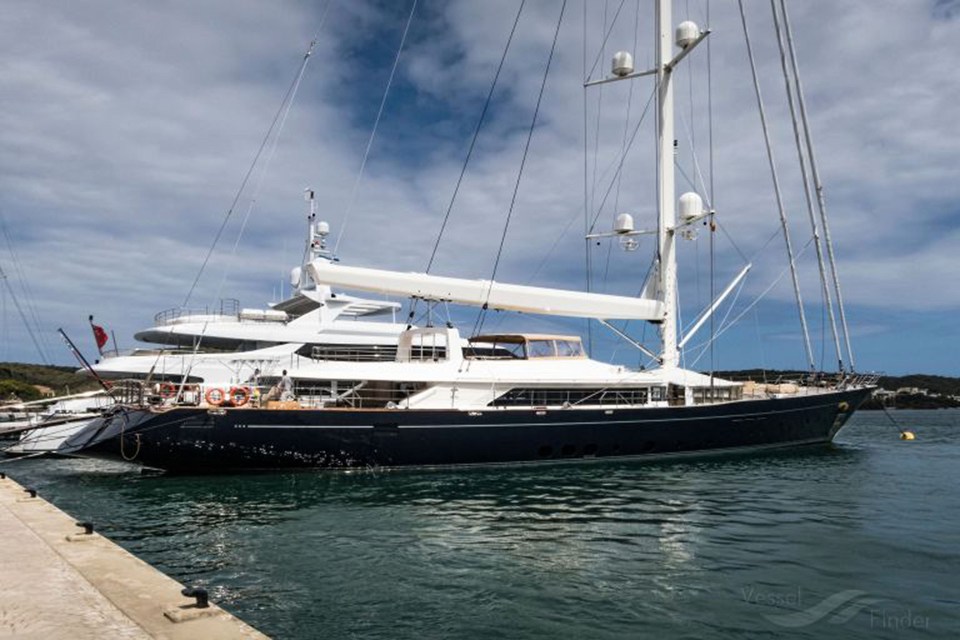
0 474 268 639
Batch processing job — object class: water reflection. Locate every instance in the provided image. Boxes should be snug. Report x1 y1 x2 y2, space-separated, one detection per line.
9 415 947 640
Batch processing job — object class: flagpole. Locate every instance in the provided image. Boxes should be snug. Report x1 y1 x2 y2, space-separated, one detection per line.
58 328 111 392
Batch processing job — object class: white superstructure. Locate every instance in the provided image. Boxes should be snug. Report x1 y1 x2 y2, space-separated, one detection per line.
90 192 411 387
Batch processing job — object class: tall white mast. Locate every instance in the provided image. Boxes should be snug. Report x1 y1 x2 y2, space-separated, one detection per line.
583 1 707 367
656 0 679 369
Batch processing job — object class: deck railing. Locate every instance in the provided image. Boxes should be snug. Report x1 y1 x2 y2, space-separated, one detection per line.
153 298 240 326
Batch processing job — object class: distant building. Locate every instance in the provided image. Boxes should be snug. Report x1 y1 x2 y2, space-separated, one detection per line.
896 387 928 396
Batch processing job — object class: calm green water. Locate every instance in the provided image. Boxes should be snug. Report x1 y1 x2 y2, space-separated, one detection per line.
5 410 959 639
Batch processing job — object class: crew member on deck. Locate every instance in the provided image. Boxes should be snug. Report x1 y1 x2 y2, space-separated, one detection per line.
248 368 262 407
280 370 295 401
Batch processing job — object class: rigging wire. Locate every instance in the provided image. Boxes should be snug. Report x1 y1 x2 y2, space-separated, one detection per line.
160 33 325 384
1 272 6 361
778 0 856 370
181 34 324 310
738 0 815 371
769 0 843 372
424 1 525 275
675 110 713 209
589 2 609 224
587 86 658 235
582 0 628 83
0 212 52 362
707 0 716 385
216 41 318 303
585 1 613 353
687 235 818 362
158 3 335 385
179 35 323 387
473 0 568 337
0 263 49 364
582 0 592 353
333 0 419 255
405 0 526 331
602 0 643 290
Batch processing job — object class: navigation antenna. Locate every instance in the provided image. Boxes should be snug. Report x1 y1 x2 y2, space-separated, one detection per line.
305 188 331 263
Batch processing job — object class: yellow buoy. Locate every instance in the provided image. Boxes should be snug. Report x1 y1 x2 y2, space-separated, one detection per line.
900 430 916 441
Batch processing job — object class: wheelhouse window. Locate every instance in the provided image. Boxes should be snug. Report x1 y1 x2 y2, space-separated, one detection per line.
466 334 586 360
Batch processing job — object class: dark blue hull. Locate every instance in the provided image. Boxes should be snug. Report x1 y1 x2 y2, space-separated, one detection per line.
61 387 872 473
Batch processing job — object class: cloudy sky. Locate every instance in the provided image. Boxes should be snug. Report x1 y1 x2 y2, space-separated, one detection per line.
1 0 958 375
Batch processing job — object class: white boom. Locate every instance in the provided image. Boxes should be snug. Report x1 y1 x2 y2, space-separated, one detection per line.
307 262 666 321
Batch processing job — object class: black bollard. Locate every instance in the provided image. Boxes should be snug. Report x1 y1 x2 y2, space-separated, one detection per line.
181 587 209 608
24 487 37 498
76 521 95 535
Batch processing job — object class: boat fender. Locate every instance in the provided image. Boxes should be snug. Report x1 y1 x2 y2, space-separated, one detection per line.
837 401 850 412
229 386 250 408
158 382 177 399
205 387 226 407
900 430 916 441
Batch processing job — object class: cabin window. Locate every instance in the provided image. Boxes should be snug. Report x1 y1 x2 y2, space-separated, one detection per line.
555 340 585 357
527 340 555 358
691 386 742 404
302 344 398 362
399 329 452 362
668 384 685 406
490 387 650 407
465 340 525 360
467 335 585 360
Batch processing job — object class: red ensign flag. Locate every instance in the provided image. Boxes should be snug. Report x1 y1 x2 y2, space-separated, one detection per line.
89 316 108 351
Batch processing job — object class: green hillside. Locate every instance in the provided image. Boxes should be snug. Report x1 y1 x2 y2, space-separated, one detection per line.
0 362 100 402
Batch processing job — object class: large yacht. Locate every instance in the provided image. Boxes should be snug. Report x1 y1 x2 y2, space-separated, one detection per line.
9 196 409 456
62 2 877 472
91 193 409 387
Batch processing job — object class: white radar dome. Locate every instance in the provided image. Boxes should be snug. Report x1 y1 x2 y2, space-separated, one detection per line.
611 51 634 77
678 192 704 221
316 221 330 236
614 213 635 234
676 21 700 49
290 266 302 287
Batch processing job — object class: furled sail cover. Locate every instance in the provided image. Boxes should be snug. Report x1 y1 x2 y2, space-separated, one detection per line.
307 262 665 321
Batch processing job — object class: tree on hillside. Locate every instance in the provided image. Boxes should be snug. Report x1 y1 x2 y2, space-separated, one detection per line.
0 379 41 402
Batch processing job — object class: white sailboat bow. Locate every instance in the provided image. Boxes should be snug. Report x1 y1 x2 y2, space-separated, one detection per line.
307 262 666 321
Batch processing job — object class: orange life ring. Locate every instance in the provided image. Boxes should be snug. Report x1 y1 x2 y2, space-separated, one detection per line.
158 382 177 399
229 386 250 407
205 387 226 407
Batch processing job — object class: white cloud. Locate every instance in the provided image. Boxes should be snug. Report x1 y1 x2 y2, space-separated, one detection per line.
0 1 957 374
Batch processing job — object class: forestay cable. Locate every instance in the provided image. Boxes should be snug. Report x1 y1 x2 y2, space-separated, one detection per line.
333 0 419 255
181 34 325 309
770 0 843 372
738 0 815 371
779 0 856 370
